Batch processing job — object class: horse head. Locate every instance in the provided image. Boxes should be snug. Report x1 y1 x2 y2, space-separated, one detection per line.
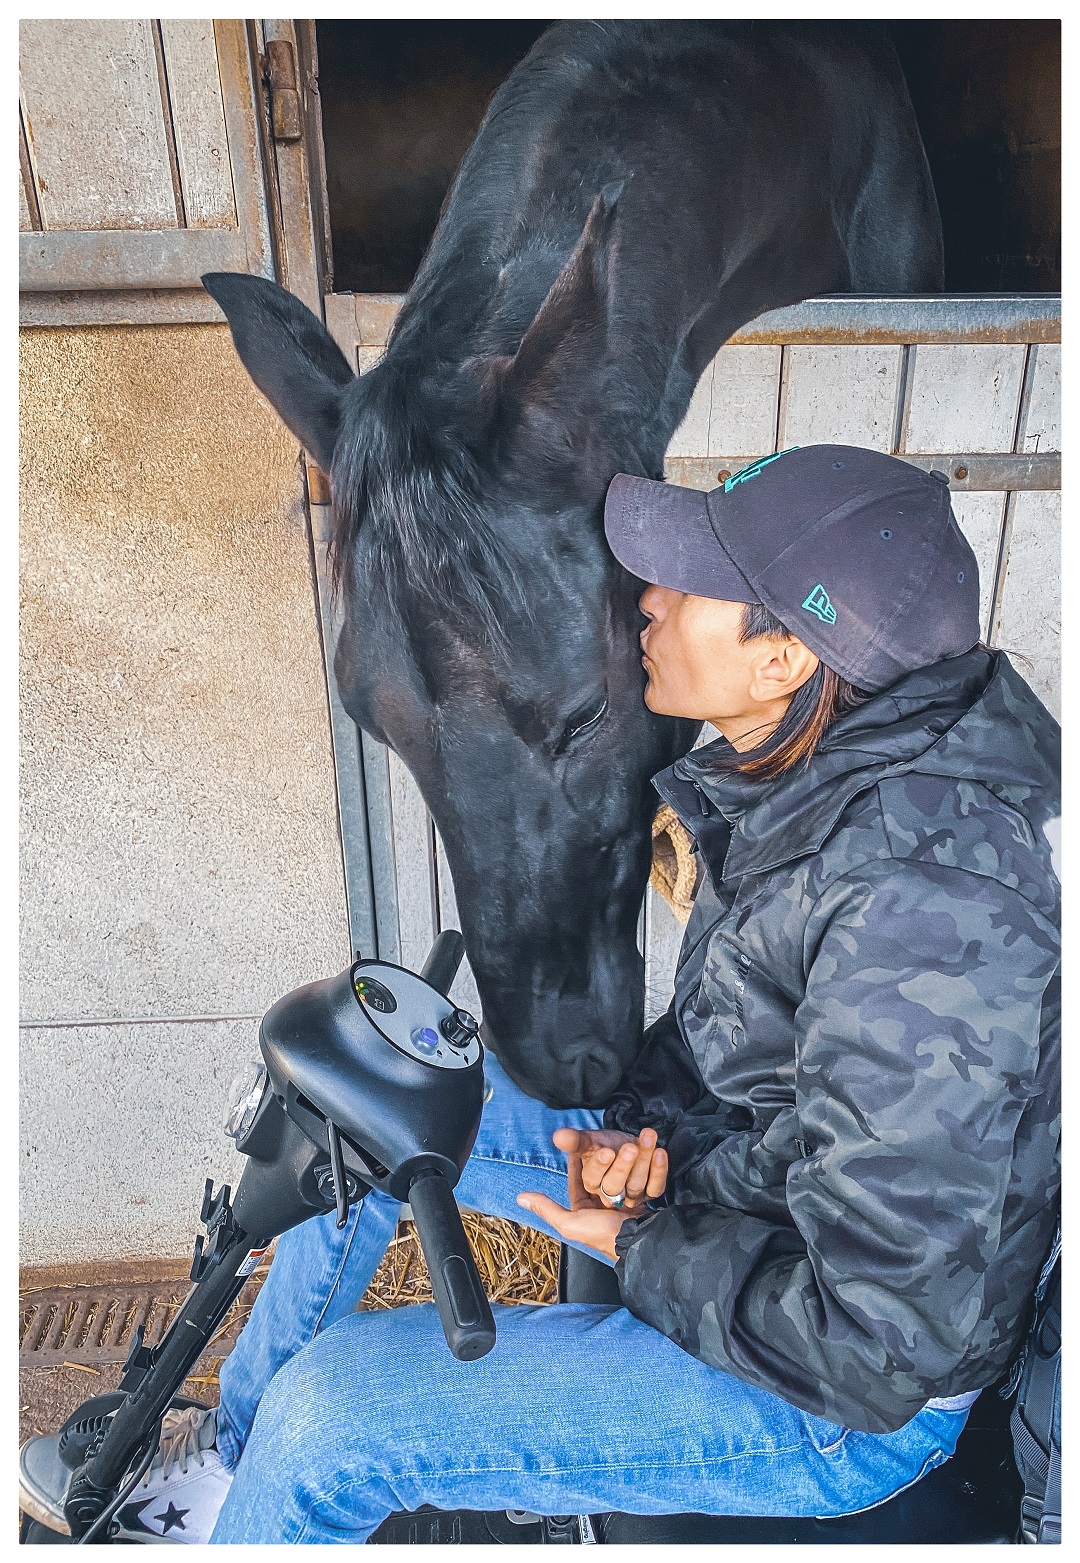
204 194 697 1107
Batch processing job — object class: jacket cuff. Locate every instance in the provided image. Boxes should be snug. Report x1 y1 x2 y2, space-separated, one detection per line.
614 1210 658 1264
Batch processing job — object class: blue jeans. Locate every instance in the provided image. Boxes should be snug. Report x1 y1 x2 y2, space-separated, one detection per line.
210 1055 969 1543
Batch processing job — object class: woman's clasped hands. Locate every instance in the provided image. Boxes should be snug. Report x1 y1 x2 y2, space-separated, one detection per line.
517 1126 667 1262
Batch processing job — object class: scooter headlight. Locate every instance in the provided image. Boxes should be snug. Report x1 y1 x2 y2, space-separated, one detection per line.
224 1059 269 1142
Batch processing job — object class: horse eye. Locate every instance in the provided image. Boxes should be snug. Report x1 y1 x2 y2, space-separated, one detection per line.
563 696 608 747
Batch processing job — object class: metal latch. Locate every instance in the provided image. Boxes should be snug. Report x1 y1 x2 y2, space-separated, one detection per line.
262 39 302 142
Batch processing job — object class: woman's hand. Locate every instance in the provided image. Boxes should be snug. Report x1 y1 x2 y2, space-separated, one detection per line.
516 1126 667 1263
554 1126 667 1215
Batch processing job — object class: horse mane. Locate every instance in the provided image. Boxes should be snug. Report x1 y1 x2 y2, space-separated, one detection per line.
329 360 530 651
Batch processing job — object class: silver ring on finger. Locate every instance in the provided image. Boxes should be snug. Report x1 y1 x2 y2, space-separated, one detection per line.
605 1190 626 1209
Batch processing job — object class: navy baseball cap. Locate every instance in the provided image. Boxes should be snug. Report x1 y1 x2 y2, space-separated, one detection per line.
604 445 981 692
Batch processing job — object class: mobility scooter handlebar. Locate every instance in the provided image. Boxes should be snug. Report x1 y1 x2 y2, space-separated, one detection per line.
409 1167 497 1360
52 930 495 1543
413 930 497 1359
420 928 467 994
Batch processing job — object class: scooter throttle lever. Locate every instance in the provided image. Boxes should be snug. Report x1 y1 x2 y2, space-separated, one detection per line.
420 930 466 998
408 1168 496 1361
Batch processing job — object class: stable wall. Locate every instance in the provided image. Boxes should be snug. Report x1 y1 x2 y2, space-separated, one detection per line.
20 325 349 1264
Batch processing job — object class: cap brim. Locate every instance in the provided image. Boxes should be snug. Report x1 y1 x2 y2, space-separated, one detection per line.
604 474 758 602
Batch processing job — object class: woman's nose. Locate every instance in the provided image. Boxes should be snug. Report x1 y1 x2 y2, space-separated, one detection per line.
639 584 662 621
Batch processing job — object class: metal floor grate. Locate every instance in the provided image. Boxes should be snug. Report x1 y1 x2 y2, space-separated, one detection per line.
19 1275 264 1367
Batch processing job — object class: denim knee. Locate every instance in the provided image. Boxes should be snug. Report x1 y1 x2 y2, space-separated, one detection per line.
241 1326 365 1481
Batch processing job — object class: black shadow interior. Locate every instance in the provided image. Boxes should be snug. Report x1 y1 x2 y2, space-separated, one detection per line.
315 20 1060 297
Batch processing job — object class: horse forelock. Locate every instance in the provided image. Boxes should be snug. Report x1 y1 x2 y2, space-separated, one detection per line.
329 366 530 652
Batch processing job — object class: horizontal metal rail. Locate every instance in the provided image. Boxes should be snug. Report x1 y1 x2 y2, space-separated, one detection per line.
667 452 1060 494
727 294 1060 346
19 289 228 327
892 453 1059 491
326 292 1061 351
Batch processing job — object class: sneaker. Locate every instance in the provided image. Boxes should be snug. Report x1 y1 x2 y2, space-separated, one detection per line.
19 1405 232 1544
112 1406 233 1543
19 1425 74 1534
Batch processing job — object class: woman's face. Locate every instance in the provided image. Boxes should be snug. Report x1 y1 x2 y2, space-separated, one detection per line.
637 584 819 746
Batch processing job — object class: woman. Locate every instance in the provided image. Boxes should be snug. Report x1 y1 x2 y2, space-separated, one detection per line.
20 446 1060 1543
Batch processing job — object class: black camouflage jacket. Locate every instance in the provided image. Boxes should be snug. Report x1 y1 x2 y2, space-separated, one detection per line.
607 648 1060 1435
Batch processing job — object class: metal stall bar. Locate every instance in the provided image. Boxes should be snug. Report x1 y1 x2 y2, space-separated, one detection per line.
728 294 1061 346
668 451 1060 493
248 22 399 966
311 294 406 966
320 292 1061 350
306 501 382 961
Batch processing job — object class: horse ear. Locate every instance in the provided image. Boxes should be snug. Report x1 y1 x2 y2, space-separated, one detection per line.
202 273 354 472
485 183 623 456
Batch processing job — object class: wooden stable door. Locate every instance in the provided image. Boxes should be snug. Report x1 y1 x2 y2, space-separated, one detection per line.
19 19 329 326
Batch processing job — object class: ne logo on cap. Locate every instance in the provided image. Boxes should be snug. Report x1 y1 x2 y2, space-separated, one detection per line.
802 584 837 625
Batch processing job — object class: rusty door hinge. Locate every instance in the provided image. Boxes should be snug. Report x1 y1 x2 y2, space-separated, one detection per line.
262 39 302 142
305 459 331 506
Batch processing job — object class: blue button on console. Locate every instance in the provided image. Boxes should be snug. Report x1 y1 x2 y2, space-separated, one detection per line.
412 1026 440 1054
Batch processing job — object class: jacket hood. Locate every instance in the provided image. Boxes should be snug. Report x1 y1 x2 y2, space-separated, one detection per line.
660 649 1060 880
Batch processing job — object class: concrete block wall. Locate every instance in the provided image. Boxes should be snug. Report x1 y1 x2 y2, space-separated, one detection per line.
20 325 349 1264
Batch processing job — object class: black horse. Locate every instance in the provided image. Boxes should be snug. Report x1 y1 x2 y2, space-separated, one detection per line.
206 20 942 1107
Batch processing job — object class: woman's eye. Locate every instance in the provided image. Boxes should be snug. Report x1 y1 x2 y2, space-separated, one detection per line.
563 697 608 747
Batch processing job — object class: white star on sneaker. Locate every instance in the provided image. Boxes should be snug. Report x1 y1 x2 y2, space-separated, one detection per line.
111 1406 232 1544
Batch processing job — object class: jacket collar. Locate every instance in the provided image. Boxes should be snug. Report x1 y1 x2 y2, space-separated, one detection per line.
652 766 735 894
652 649 1046 883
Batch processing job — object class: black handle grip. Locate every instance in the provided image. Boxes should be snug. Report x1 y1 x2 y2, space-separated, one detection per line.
408 1169 496 1361
420 930 466 997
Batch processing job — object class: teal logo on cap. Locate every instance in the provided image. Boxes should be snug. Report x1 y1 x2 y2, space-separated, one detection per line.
802 584 836 625
723 447 800 493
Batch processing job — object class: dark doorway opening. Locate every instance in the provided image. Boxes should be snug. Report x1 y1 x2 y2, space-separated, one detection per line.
315 20 1060 296
891 20 1059 292
315 20 549 294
